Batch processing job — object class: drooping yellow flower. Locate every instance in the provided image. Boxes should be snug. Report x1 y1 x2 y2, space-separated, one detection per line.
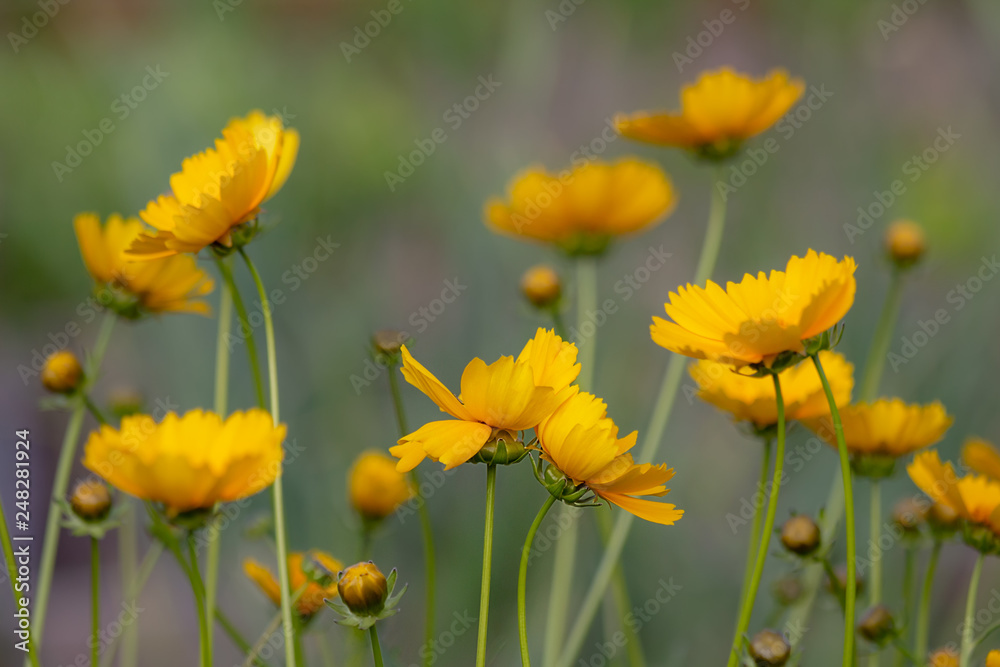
485 158 676 255
987 649 1000 667
908 450 1000 548
348 450 414 521
83 409 285 514
808 399 953 459
651 250 857 367
244 550 343 618
962 437 1000 480
127 110 299 258
74 213 213 315
615 68 804 158
690 350 854 429
536 391 682 525
390 328 579 472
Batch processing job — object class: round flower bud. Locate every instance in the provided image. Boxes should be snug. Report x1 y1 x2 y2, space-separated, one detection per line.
986 649 1000 667
348 451 414 522
780 515 821 556
372 330 405 356
41 351 83 393
772 574 803 607
520 265 561 308
885 219 925 267
748 629 790 666
892 497 927 535
338 561 388 615
858 604 895 644
826 564 865 597
928 647 958 667
70 480 111 521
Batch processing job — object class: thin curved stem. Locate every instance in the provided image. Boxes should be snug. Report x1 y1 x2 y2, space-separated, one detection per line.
242 587 306 667
239 248 295 667
82 393 108 425
869 481 883 667
914 541 941 661
476 464 498 667
91 537 101 667
555 169 728 667
185 536 212 667
215 608 269 667
520 495 557 666
859 269 903 401
812 353 857 667
960 553 985 667
726 373 787 667
35 311 116 650
370 625 385 667
214 256 266 408
737 439 772 614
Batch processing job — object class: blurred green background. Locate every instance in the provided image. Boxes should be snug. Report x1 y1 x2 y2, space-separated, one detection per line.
3 0 1000 664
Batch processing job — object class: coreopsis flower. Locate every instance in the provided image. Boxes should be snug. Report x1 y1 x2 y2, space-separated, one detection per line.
244 550 343 619
651 250 857 368
83 409 285 515
390 328 579 471
689 350 854 430
908 450 1000 554
327 561 407 630
348 451 414 522
987 649 1000 667
615 68 805 160
74 213 213 316
127 110 299 258
535 391 682 525
520 265 562 309
41 350 83 393
808 399 953 478
885 219 926 268
962 437 1000 480
484 158 675 255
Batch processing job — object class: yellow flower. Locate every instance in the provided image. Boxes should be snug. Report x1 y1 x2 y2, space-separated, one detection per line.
885 219 925 267
808 399 953 458
390 328 579 471
127 110 299 258
244 550 343 618
987 649 1000 667
615 68 804 158
485 158 675 254
689 350 854 428
521 265 562 308
348 451 414 521
83 409 285 514
41 350 83 393
908 450 1000 541
962 437 1000 480
651 250 856 367
74 213 213 315
536 391 682 525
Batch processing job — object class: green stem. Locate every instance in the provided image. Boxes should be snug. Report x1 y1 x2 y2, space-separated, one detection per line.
737 439 772 614
895 547 916 667
35 311 115 649
83 394 108 425
214 255 266 408
726 373 787 667
914 542 941 662
0 481 41 667
118 503 139 667
550 306 568 339
520 495 557 666
101 540 164 667
869 480 882 667
242 587 305 667
370 625 385 667
476 465 498 667
859 269 903 401
812 353 857 667
91 537 101 667
555 169 728 667
215 608 269 667
890 637 923 667
595 510 646 667
821 557 847 614
205 274 234 666
575 255 597 391
187 536 213 667
239 248 296 667
960 553 985 667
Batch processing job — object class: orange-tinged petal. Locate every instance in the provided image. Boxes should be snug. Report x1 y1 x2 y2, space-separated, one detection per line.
392 420 493 472
963 438 1000 481
400 346 475 421
598 492 684 526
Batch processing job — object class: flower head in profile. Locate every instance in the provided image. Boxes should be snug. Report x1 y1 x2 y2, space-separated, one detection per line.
908 450 1000 554
808 399 952 477
390 328 579 472
690 350 854 431
615 68 804 160
128 110 299 259
244 550 343 620
651 250 856 368
962 437 1000 481
348 450 414 522
485 158 676 255
75 213 213 316
535 391 682 525
83 409 285 515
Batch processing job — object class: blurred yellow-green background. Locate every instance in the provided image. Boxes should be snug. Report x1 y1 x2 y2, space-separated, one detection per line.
3 0 1000 664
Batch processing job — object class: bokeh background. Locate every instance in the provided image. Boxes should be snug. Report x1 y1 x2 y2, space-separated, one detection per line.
2 0 1000 664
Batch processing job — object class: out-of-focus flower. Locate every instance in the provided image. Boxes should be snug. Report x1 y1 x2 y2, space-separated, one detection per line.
485 158 675 255
780 515 820 556
535 391 682 525
520 265 562 309
963 437 1000 480
41 351 83 393
689 350 853 429
83 409 285 515
348 451 414 522
69 480 112 521
74 213 213 316
748 629 791 666
987 649 1000 667
616 68 804 160
244 550 343 619
128 110 299 258
858 605 895 644
390 328 579 471
885 219 926 268
928 647 958 667
651 250 856 368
